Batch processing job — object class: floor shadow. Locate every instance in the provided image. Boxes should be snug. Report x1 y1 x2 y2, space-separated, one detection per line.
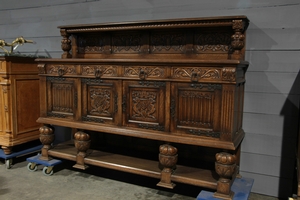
280 70 300 197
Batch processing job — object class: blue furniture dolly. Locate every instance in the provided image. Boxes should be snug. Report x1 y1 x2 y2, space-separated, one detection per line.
26 154 62 176
0 144 42 169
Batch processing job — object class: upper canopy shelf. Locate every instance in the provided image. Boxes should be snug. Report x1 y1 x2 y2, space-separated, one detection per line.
58 15 249 61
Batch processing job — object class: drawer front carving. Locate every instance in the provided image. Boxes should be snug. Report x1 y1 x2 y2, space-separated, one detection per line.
123 80 167 131
171 67 222 81
46 65 76 76
81 65 118 78
171 82 222 138
124 66 166 79
81 79 121 125
46 77 77 119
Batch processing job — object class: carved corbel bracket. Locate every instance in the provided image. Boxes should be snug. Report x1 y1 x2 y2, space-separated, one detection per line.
37 63 46 74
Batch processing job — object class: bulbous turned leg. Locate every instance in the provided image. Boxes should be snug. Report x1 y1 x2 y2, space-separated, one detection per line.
157 144 177 189
73 131 90 170
214 152 237 200
39 125 54 161
1 146 13 155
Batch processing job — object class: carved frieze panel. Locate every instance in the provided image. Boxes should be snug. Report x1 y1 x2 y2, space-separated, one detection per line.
150 31 186 53
124 66 165 79
81 65 117 77
77 35 106 53
46 65 76 76
112 33 142 53
172 67 221 81
194 31 232 53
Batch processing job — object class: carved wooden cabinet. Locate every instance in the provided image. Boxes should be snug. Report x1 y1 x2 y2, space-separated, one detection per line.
0 56 40 154
36 16 249 199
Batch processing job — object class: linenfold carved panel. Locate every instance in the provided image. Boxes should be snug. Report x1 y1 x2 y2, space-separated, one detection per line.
46 77 76 118
177 90 214 129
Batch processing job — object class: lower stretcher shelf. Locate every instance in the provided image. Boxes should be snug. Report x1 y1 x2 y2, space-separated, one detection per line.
47 141 218 190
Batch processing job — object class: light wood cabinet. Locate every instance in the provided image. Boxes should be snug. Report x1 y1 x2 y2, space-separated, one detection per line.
36 16 249 199
0 56 40 154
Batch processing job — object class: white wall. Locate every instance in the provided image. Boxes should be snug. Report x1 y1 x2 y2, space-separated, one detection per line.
1 0 299 198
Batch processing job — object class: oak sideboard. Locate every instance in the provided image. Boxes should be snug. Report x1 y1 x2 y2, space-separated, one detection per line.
36 15 249 199
0 55 40 154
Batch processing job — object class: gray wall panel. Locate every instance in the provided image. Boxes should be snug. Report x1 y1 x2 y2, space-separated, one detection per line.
0 0 299 198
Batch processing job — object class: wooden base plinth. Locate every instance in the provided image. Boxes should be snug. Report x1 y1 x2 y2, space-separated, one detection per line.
73 163 89 170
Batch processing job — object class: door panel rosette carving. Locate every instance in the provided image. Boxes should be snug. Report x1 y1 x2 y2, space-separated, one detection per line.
81 65 117 78
81 79 118 124
46 64 76 76
124 66 166 79
125 81 166 130
171 67 221 81
131 90 158 122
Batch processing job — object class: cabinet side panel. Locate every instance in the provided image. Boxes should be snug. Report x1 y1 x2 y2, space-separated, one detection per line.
15 78 40 134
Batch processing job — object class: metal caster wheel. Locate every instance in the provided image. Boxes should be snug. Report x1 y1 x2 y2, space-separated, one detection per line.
5 159 12 169
27 162 38 172
43 166 54 176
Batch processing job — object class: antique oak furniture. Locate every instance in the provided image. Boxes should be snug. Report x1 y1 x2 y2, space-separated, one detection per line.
36 15 249 199
0 55 40 154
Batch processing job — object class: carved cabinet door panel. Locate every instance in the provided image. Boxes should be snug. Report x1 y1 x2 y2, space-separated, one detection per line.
46 77 78 120
81 78 121 125
122 80 169 132
170 82 222 138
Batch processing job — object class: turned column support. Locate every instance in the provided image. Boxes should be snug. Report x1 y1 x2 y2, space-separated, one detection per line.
60 29 72 58
214 152 237 200
231 19 246 59
73 130 90 170
157 143 177 189
39 125 54 161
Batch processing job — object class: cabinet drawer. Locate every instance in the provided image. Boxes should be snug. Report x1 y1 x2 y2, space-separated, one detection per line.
124 66 167 79
171 67 222 82
45 64 77 76
81 65 118 78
